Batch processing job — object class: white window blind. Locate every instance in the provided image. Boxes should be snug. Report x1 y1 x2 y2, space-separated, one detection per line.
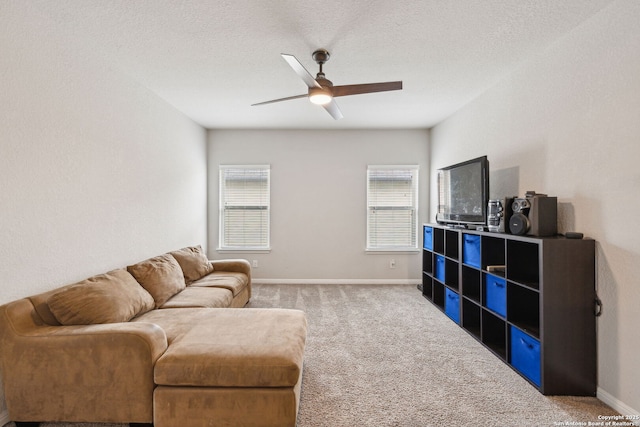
219 165 270 250
367 166 418 250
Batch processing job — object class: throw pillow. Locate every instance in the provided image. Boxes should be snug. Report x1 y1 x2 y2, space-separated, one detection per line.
170 245 214 284
127 253 186 307
47 269 155 325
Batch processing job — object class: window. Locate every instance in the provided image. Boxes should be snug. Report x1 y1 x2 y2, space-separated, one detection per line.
367 165 418 250
219 165 270 250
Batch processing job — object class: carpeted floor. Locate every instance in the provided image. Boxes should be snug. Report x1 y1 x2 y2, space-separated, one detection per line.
247 283 616 427
5 283 618 427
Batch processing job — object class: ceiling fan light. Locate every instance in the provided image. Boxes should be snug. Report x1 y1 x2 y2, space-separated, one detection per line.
309 87 332 105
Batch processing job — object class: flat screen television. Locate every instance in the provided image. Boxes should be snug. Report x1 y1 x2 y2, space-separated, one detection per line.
436 156 489 227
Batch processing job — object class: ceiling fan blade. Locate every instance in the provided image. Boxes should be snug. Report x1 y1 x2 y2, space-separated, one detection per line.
323 99 343 120
331 81 403 97
281 53 321 89
251 94 308 106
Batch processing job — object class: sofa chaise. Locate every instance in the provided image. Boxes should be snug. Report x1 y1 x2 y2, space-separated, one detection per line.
0 246 307 427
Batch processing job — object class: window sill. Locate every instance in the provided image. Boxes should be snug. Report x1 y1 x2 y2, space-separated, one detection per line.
365 248 420 255
217 248 271 254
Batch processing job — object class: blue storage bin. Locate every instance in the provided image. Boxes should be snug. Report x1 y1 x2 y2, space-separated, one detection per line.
510 326 541 387
445 288 460 324
434 255 445 282
485 273 507 317
462 234 481 268
423 226 433 250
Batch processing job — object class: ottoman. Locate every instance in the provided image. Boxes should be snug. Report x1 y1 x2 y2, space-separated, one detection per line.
142 308 307 427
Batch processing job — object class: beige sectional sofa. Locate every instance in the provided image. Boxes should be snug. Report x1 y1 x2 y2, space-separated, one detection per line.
0 246 307 427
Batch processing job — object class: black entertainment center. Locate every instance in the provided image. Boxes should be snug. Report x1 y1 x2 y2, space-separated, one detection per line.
420 156 597 395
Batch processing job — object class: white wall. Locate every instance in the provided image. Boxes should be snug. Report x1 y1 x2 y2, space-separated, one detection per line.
0 5 207 422
430 0 640 415
208 129 429 283
0 4 208 302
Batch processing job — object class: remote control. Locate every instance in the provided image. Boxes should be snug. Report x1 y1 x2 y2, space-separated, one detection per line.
565 232 584 239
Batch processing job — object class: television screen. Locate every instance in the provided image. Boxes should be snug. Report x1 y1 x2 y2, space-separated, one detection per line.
436 156 489 225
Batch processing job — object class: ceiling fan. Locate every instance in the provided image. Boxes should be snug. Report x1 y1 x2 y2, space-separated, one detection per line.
252 49 403 120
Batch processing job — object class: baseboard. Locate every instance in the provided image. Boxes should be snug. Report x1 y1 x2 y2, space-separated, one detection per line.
0 409 10 426
253 278 421 285
597 387 640 426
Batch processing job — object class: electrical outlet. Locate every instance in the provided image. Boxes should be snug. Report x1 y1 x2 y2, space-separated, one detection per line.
252 260 259 268
390 259 396 269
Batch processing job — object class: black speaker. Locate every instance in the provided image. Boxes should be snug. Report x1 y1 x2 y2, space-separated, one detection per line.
509 192 557 236
509 212 530 235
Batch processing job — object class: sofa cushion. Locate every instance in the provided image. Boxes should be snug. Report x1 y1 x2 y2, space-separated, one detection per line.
190 271 248 296
127 254 186 308
47 269 155 325
139 308 307 388
169 245 215 284
160 286 233 309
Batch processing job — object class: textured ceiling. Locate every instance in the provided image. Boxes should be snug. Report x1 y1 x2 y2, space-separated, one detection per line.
25 0 613 129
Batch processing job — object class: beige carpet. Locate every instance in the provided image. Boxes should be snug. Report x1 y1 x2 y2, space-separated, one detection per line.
5 283 617 427
247 283 616 427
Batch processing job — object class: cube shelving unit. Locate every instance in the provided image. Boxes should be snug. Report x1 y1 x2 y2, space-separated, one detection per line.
420 224 596 395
